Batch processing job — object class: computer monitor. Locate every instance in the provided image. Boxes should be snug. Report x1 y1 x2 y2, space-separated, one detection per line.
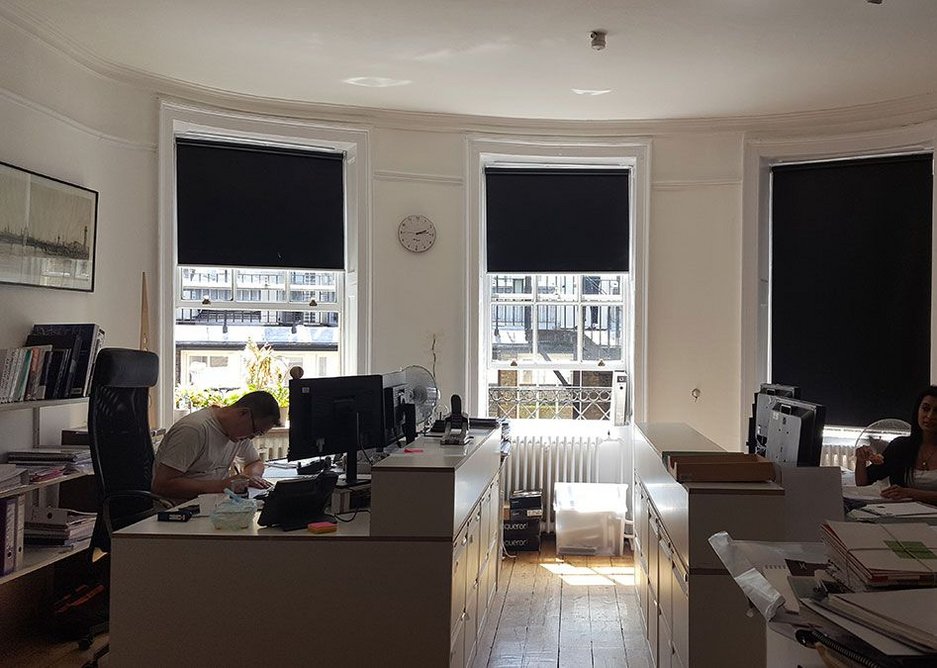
764 397 826 466
288 372 412 486
747 383 800 456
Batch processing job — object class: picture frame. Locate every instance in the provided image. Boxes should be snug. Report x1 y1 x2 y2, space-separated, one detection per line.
0 160 98 292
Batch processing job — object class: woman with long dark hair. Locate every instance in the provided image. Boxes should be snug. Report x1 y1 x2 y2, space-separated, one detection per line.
855 385 937 502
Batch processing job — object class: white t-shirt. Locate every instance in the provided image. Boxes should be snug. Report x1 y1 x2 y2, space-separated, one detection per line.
155 408 259 482
912 468 937 491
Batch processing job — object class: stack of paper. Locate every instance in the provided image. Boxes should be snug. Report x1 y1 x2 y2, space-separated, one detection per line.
0 464 29 493
862 502 937 518
821 521 937 589
24 507 95 547
819 589 937 653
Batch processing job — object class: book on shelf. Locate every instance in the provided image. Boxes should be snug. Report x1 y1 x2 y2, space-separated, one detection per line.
24 333 79 400
29 324 105 398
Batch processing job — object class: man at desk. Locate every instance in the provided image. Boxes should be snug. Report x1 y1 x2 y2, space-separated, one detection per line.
152 391 280 502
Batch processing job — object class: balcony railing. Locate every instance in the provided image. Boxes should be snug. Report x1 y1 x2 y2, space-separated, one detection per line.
488 384 614 421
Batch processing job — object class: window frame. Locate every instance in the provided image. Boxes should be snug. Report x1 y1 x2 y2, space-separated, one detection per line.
158 101 371 425
466 136 650 423
742 125 937 440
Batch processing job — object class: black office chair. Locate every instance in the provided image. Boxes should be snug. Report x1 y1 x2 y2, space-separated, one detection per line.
78 348 172 665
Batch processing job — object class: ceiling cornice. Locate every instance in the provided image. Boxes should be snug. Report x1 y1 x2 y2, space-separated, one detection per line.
3 3 937 138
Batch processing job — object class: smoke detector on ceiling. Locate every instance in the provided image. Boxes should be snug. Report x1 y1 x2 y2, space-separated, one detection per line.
590 30 607 51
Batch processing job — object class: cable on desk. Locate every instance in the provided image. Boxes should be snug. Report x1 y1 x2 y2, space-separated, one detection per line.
797 628 894 668
327 508 371 523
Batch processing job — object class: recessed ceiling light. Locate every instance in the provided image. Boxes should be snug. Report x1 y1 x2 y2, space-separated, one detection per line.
343 77 412 88
572 88 611 96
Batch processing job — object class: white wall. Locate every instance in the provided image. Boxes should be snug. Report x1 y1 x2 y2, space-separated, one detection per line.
0 17 157 450
3 13 934 457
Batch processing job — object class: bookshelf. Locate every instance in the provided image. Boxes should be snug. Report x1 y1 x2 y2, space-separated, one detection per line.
0 538 92 587
0 396 87 447
1 398 92 586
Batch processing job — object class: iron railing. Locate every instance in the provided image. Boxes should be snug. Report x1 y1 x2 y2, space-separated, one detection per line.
488 384 614 421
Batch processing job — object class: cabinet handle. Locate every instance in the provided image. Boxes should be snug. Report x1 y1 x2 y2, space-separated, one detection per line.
462 536 468 546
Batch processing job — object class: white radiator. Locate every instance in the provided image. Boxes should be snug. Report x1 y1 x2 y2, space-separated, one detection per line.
501 434 600 533
820 443 855 470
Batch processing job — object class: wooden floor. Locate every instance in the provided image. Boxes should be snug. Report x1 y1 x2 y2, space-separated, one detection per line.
6 536 649 668
475 536 651 668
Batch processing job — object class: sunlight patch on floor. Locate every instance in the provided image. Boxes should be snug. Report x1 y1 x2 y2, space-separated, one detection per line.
539 562 635 586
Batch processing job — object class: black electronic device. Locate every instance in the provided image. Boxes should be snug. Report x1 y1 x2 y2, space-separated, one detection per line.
440 394 470 445
288 372 414 487
764 397 826 466
747 383 800 456
257 471 339 531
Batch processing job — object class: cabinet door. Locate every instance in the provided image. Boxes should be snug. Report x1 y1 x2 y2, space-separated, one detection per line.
647 513 661 600
635 558 649 631
467 508 481 582
648 595 659 667
657 535 674 631
657 618 674 668
487 477 501 553
486 549 499 610
671 558 689 665
480 488 492 554
452 527 468 631
464 575 480 666
450 613 465 668
634 480 648 564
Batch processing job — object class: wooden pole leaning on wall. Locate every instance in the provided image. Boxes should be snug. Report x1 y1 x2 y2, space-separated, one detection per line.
140 271 158 427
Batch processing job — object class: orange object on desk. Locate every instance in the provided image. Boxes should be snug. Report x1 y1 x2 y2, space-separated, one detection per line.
403 448 424 453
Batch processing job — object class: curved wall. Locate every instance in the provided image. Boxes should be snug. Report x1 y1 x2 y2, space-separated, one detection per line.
1 13 935 450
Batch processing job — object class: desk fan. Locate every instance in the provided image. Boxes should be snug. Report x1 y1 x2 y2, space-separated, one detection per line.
403 365 439 432
853 418 911 463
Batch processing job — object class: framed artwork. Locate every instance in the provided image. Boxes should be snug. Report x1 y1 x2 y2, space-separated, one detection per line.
0 160 98 292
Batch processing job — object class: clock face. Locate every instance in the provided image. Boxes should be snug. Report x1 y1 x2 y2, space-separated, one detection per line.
397 215 437 253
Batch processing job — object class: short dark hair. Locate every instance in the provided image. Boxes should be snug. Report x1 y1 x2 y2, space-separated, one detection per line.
232 391 282 426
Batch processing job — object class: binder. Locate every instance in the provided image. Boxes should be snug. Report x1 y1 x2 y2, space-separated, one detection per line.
14 495 25 571
1 498 16 575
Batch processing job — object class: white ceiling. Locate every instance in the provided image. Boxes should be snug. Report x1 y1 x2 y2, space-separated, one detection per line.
5 0 937 122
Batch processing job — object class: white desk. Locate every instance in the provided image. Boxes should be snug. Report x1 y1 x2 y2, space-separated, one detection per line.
109 429 503 668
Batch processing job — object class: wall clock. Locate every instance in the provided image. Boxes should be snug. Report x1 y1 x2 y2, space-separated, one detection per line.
397 214 437 253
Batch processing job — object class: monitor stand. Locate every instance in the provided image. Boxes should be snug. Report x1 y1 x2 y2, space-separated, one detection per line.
336 472 371 488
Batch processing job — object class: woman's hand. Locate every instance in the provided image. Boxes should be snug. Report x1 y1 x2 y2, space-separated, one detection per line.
881 485 916 500
856 445 884 466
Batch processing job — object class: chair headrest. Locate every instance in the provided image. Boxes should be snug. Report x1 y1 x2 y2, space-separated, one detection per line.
92 348 158 388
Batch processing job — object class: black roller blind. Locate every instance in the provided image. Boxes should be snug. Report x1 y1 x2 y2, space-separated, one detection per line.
485 167 629 272
176 139 345 269
771 154 933 427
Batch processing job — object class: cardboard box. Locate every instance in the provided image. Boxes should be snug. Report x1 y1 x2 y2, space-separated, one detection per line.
667 453 775 483
509 507 543 520
503 518 540 535
503 534 540 552
509 490 542 510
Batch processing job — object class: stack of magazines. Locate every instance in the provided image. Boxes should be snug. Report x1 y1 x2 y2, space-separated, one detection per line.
821 520 937 590
25 507 96 548
5 449 92 481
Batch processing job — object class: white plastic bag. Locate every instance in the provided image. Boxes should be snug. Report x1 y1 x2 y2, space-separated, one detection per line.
210 490 257 530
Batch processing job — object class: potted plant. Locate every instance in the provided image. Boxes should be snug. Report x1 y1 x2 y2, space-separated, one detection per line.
243 339 289 424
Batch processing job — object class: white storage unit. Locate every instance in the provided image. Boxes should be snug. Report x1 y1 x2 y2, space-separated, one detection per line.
554 482 628 556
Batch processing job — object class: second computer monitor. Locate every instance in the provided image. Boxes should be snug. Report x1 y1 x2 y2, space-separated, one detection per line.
764 397 826 466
